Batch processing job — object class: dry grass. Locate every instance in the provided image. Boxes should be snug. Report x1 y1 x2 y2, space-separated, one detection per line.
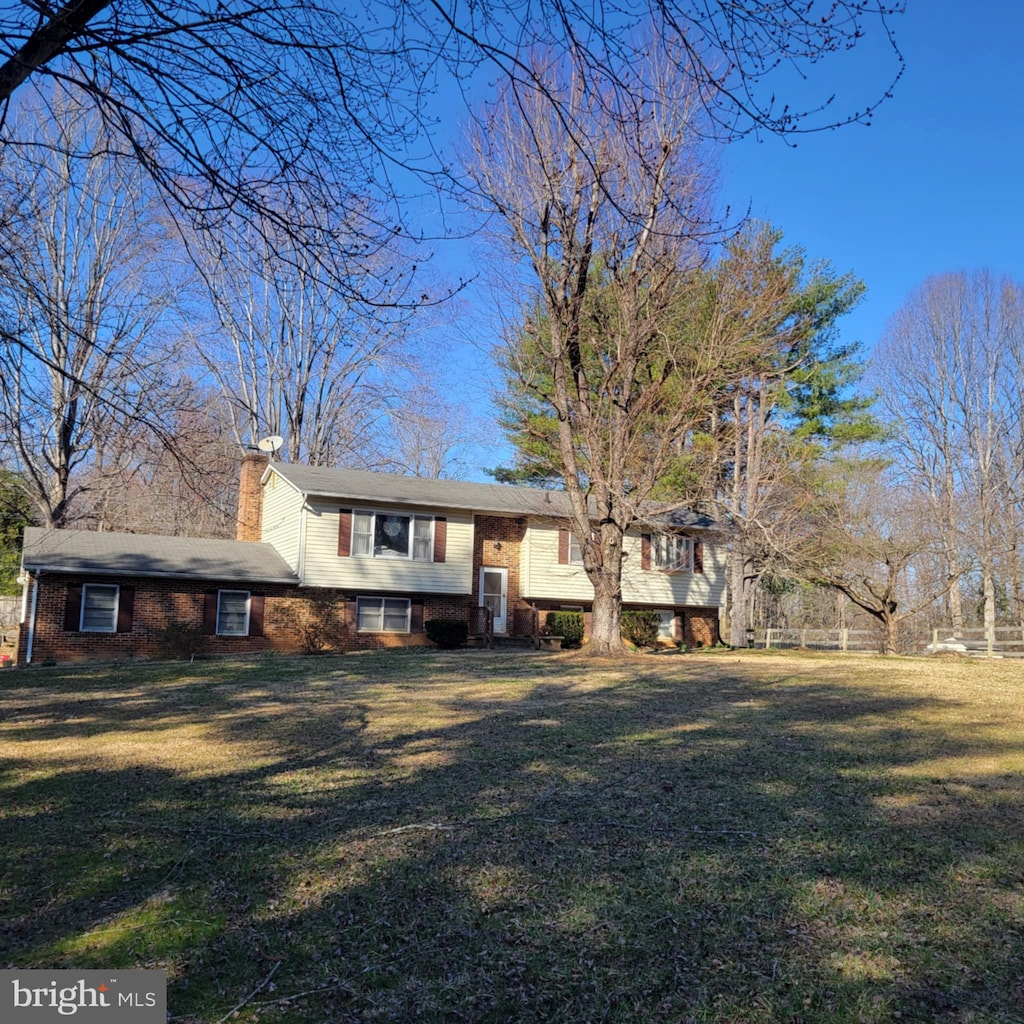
2 649 1024 1023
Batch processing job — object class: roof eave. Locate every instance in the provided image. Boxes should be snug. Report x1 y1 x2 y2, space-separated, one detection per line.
22 561 300 585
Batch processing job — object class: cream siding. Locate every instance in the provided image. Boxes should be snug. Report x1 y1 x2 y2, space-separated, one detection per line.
519 521 595 602
620 533 726 607
300 500 474 593
521 521 725 607
260 472 304 572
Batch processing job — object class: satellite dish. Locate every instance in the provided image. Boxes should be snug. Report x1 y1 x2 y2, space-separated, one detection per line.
257 435 284 453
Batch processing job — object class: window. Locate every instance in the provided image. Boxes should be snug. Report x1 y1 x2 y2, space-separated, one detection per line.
352 512 374 555
352 511 433 560
653 534 692 572
568 532 584 564
356 596 411 633
80 584 119 632
217 590 250 636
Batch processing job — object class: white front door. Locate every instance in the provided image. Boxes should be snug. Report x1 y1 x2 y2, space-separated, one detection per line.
479 567 508 634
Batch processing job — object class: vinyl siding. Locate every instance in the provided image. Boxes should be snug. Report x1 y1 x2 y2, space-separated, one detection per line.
521 522 725 607
519 521 596 602
260 472 304 572
620 533 726 607
301 500 474 593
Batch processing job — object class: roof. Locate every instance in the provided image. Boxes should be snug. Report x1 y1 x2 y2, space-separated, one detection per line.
21 528 300 585
269 463 717 529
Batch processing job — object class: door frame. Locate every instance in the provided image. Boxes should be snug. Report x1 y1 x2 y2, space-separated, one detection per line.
478 566 508 634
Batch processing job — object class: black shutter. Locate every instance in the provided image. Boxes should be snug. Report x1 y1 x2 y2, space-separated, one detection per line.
558 528 569 564
433 517 447 562
410 599 424 633
338 509 353 557
248 594 265 636
64 584 83 631
116 586 135 633
202 592 219 634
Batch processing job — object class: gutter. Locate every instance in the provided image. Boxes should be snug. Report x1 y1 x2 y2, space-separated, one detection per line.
20 562 300 587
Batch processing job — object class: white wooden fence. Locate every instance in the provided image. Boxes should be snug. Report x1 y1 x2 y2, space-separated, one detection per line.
758 628 879 653
0 596 19 626
757 625 1024 657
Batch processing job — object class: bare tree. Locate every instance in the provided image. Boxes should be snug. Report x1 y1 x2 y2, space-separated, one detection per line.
0 87 180 527
190 208 423 467
383 389 482 479
467 49 760 656
0 2 903 263
873 272 1024 642
794 466 948 655
79 391 240 537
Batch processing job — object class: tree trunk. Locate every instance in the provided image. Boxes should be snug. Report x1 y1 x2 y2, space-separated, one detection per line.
729 546 753 648
943 526 964 633
881 609 900 655
588 576 624 657
983 568 996 653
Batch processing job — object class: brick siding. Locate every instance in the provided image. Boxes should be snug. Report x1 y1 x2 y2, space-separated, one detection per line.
472 514 532 631
681 607 721 647
236 453 268 541
16 573 477 664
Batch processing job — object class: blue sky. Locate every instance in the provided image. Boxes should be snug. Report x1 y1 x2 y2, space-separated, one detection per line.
439 2 1024 479
721 0 1024 368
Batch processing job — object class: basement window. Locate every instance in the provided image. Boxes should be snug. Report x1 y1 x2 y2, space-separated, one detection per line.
356 596 411 633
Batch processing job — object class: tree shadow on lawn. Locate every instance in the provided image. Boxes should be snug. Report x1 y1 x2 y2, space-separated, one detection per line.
2 653 1024 1022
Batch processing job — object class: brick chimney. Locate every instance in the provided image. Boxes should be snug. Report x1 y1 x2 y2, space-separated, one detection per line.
236 453 268 541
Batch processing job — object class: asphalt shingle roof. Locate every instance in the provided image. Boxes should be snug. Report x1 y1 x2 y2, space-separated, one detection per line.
21 528 300 584
271 464 717 529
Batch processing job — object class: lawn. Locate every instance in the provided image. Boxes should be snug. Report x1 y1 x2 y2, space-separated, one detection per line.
2 649 1024 1023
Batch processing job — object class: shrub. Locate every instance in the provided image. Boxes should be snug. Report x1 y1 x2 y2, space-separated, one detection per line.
545 610 584 649
278 591 346 653
621 610 662 649
425 618 469 649
158 621 206 660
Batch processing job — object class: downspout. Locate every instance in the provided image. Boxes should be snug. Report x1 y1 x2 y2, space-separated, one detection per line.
25 570 39 664
297 497 309 583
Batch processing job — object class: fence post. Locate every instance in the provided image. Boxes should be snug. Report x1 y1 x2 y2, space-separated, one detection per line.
842 628 848 652
764 628 773 650
801 628 808 648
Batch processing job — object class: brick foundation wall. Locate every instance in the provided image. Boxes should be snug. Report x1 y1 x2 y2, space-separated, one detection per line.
16 573 479 664
529 601 721 647
681 607 721 647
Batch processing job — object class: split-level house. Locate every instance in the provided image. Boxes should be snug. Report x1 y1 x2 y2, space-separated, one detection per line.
16 458 724 663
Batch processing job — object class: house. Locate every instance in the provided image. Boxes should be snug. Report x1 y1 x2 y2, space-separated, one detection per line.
16 457 723 663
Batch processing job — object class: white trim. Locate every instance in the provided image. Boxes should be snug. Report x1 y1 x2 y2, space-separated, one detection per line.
297 498 309 581
355 595 412 633
216 589 251 636
479 567 508 634
568 532 584 565
26 571 39 664
80 584 120 633
350 509 435 562
653 534 694 572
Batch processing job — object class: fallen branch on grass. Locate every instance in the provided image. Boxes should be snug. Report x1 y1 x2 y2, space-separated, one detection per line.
212 960 280 1024
367 815 761 840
